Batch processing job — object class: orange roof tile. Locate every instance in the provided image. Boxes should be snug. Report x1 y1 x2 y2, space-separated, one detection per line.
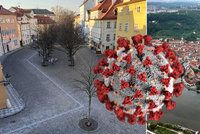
90 0 123 20
101 0 123 20
90 0 111 12
0 5 15 15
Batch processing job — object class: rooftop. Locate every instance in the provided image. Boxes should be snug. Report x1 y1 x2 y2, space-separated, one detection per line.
90 0 111 12
90 0 123 20
115 0 146 7
0 5 15 15
11 7 31 14
32 9 54 15
101 0 122 20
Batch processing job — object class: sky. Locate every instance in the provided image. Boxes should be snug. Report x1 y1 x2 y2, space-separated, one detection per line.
1 0 83 12
2 0 200 12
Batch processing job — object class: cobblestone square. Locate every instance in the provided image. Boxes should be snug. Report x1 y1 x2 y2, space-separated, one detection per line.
0 47 146 134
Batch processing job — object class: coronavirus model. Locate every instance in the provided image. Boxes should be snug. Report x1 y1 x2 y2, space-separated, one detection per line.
93 35 185 125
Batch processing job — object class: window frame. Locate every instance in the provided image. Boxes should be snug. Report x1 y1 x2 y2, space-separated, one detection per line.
119 23 122 31
137 6 141 13
125 22 129 32
106 34 110 42
106 21 111 29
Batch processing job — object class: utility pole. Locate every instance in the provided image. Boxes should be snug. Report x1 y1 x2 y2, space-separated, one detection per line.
0 26 5 54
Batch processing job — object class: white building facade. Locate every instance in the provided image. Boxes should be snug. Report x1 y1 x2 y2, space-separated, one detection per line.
17 15 32 46
80 0 99 36
87 0 121 53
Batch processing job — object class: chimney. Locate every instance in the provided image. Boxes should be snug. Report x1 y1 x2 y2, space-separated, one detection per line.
0 5 3 10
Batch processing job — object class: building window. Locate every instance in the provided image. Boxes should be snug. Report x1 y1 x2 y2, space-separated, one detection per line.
107 22 111 29
106 46 109 50
125 23 129 32
137 6 141 12
134 24 139 32
114 22 117 29
113 34 116 41
126 7 130 14
106 34 110 42
119 23 122 31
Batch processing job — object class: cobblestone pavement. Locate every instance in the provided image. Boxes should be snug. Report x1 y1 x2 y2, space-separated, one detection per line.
0 47 146 134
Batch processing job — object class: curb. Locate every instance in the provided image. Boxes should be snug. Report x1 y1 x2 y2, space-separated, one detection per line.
0 45 29 65
0 46 28 118
0 83 25 119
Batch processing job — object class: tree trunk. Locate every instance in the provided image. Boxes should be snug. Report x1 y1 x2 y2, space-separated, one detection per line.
42 54 48 66
68 49 74 66
85 95 92 127
69 56 75 66
71 56 75 66
88 96 91 119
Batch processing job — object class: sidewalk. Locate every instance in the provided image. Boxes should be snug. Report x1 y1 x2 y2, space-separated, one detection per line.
0 46 25 118
0 83 25 118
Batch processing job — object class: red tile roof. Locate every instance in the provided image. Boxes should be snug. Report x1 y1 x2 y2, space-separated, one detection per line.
101 0 123 20
90 0 111 12
90 0 123 20
11 7 31 14
0 5 15 15
10 7 32 18
14 11 24 17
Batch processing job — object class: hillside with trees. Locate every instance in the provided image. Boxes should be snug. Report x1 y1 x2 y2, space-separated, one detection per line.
148 10 200 41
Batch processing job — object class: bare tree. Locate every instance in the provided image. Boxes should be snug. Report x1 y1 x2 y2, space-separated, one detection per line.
51 6 74 23
74 58 97 125
56 9 86 66
37 24 57 66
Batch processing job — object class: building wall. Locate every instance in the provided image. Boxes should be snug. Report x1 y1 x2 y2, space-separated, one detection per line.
0 14 20 55
29 18 38 38
17 15 32 46
89 19 117 53
116 0 147 43
21 23 31 45
80 0 96 35
88 19 101 49
74 16 80 26
101 20 116 52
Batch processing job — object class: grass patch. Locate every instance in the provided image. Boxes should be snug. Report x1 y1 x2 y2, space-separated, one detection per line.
155 126 178 134
148 122 195 134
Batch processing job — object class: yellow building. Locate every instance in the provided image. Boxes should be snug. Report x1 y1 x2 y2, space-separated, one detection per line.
115 0 147 42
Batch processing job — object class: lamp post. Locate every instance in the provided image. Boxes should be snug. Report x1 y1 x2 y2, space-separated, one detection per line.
0 26 5 54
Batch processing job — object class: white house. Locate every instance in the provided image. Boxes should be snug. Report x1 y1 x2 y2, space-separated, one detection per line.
88 0 122 53
9 7 55 43
18 15 32 46
9 7 33 45
80 0 99 36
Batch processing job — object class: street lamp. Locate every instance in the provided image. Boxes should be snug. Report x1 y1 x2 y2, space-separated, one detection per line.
0 26 5 54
